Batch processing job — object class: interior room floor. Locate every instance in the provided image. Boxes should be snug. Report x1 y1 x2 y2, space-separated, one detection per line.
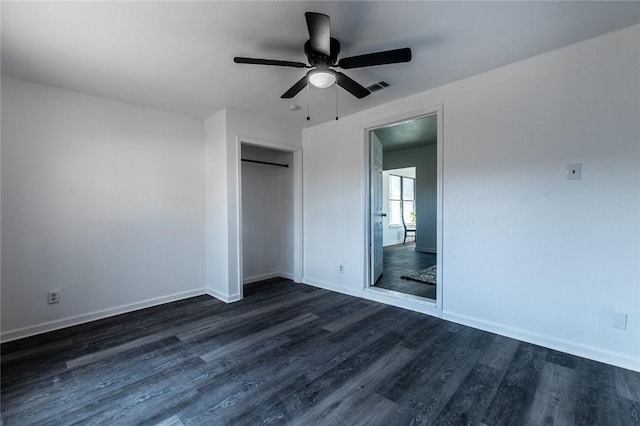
2 279 639 425
374 241 437 300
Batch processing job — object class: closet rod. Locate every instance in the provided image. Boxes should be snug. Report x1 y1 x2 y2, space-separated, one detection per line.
241 159 289 168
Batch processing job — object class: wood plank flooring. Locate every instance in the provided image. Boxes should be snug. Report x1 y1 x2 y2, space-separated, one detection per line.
374 242 436 299
2 279 639 425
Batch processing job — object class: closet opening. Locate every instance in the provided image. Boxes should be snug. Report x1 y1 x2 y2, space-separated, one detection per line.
239 143 296 295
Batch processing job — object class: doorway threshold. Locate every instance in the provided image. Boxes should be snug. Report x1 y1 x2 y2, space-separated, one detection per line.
363 286 440 317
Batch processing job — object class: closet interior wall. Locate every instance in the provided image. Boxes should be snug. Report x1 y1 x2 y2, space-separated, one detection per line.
240 144 294 284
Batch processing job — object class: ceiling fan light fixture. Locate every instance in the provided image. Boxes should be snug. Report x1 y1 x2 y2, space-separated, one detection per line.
235 12 411 100
308 69 336 88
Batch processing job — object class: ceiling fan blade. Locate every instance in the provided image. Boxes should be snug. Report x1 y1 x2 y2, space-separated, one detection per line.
234 57 308 68
305 12 331 56
336 72 370 99
281 75 308 99
337 47 412 69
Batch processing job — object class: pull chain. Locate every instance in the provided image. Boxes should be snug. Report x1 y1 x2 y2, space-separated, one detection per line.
335 84 339 120
306 83 310 121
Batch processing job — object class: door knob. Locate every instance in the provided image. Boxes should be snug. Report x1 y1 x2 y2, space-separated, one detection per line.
381 213 387 217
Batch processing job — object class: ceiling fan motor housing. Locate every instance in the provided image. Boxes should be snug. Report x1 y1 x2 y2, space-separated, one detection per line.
304 38 340 68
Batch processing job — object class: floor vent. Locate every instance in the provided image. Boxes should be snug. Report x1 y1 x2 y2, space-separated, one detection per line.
366 81 389 93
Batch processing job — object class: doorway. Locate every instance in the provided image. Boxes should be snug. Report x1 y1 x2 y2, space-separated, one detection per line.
366 108 443 307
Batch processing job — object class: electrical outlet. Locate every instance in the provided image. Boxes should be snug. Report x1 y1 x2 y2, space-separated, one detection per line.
339 265 344 273
48 290 60 304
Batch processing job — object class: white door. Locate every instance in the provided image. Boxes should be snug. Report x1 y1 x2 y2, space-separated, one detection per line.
371 135 384 284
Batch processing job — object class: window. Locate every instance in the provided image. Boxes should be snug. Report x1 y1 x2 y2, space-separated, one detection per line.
389 175 415 225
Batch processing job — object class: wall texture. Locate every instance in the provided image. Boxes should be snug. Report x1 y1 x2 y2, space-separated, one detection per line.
302 25 640 370
1 77 206 339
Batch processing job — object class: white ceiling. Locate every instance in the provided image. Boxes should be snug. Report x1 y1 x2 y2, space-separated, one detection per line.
2 1 639 129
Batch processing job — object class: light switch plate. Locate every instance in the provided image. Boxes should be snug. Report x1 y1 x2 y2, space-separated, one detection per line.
566 163 582 180
613 312 627 330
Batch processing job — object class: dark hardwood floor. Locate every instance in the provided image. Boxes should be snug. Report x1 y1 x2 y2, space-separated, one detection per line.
2 279 639 425
374 242 437 300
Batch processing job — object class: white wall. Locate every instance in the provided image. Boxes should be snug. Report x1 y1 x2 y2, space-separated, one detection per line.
241 145 293 283
1 77 206 339
276 150 295 276
302 25 640 370
382 167 415 246
204 109 301 301
384 146 437 251
204 110 229 300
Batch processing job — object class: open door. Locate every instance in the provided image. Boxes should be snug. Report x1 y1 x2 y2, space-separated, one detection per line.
371 134 384 284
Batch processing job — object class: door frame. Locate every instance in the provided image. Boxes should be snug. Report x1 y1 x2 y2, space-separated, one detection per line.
235 135 303 300
363 105 444 316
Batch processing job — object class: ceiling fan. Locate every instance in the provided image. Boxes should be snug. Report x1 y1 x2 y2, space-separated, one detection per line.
234 12 412 100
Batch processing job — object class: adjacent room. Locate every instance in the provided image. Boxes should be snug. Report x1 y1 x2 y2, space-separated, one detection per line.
2 2 639 425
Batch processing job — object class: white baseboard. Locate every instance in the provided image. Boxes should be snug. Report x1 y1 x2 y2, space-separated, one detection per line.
243 272 280 285
415 246 436 254
442 310 640 372
304 277 639 371
206 288 241 304
302 277 362 298
279 271 294 281
384 241 430 249
6 280 634 372
243 271 294 285
1 288 208 343
384 239 419 247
